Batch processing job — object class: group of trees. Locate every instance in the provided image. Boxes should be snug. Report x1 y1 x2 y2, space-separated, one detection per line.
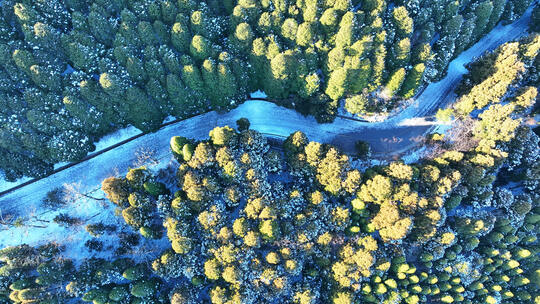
1 62 539 303
95 77 537 303
0 0 534 181
0 243 166 303
99 32 539 303
0 1 538 303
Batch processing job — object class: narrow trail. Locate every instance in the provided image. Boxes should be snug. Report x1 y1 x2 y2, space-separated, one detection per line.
0 6 534 215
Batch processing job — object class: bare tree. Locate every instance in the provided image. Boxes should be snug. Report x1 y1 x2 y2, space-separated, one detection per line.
133 146 159 167
445 117 478 152
62 182 105 205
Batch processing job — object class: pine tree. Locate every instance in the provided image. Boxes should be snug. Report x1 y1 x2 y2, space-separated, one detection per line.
303 0 320 22
384 68 406 98
326 68 348 100
217 62 239 106
347 58 371 93
471 1 494 42
392 6 413 38
88 4 115 46
454 17 476 55
431 36 456 80
202 59 220 106
485 0 507 31
281 18 299 42
190 35 213 61
171 19 191 53
181 64 204 93
326 47 346 73
160 0 178 25
345 94 369 115
233 22 253 52
138 21 157 46
442 14 463 38
296 22 315 47
335 12 355 47
125 86 163 132
399 63 425 99
250 38 268 87
369 44 386 91
389 38 411 70
320 8 340 33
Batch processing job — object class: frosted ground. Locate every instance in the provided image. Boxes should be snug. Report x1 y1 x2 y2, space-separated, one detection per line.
0 5 534 261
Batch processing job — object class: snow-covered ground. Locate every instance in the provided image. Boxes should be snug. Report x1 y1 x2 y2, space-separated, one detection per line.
0 160 172 263
0 5 534 259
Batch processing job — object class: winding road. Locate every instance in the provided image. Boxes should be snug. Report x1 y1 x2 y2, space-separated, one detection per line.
0 6 534 213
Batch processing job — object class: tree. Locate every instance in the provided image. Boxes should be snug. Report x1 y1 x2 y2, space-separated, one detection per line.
171 20 191 53
234 22 253 51
512 86 537 108
399 63 425 99
474 103 520 142
236 118 250 131
333 292 352 304
392 6 413 38
384 68 406 98
358 175 392 203
345 94 368 115
210 126 236 146
371 202 412 241
472 1 494 42
335 12 355 47
296 22 315 47
316 148 350 195
281 18 299 42
390 38 411 70
326 68 348 100
102 177 130 206
320 8 339 33
435 108 454 123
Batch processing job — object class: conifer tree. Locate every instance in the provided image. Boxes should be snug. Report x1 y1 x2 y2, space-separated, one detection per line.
335 12 355 47
471 1 494 42
384 68 406 98
171 18 191 53
399 63 425 99
326 68 348 100
392 6 413 38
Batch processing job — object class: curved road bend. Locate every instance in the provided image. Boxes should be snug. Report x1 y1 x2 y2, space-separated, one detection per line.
0 6 534 212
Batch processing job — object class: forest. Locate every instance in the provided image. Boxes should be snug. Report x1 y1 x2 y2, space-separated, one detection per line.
0 30 538 303
0 0 535 181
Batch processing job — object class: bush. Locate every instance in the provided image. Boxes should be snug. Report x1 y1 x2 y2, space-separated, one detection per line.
143 181 167 196
42 188 66 209
53 214 82 227
130 279 159 298
355 141 371 158
236 118 250 131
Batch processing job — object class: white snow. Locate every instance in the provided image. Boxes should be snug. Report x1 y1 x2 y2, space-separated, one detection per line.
93 125 142 152
0 176 31 193
0 161 172 263
250 90 267 99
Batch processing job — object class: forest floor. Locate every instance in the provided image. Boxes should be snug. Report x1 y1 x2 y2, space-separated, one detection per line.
0 5 534 260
